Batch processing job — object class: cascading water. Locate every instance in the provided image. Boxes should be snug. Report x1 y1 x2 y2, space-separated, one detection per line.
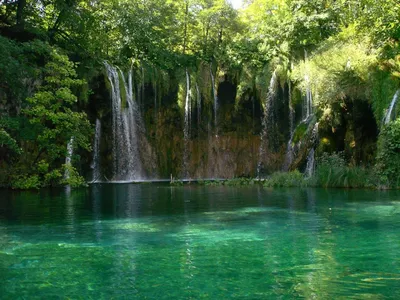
257 70 278 178
289 62 295 135
305 148 315 177
183 70 191 178
104 62 144 181
91 119 101 182
210 64 218 134
303 75 313 121
154 79 158 122
283 80 296 171
305 122 319 177
196 83 201 127
251 96 255 132
140 67 145 111
64 137 74 180
284 55 314 171
303 51 313 121
383 89 400 125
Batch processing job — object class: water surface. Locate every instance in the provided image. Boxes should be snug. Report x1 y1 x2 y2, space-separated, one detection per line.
1 185 400 299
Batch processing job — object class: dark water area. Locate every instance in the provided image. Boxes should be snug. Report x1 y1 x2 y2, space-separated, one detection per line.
1 184 400 299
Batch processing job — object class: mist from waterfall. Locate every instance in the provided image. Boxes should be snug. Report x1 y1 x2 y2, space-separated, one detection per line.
383 89 400 125
104 62 144 181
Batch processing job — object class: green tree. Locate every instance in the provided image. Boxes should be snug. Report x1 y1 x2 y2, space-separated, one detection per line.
23 48 92 187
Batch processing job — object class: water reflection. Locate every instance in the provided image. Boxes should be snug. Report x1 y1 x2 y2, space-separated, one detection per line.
65 186 76 238
92 184 103 242
1 185 400 298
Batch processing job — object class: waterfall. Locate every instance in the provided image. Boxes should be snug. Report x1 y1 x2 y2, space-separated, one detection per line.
303 50 313 121
304 75 313 121
289 80 294 136
305 148 315 177
141 66 145 110
252 96 255 132
154 79 158 122
257 70 278 178
383 89 400 125
183 70 191 178
64 137 74 180
305 122 319 177
104 62 144 181
283 80 295 171
196 83 201 128
210 64 218 134
91 119 101 182
283 133 295 172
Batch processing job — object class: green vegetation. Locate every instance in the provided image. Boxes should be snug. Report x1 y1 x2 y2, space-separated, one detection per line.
311 153 376 189
184 152 388 189
197 178 256 186
376 119 400 187
263 170 305 188
0 0 400 188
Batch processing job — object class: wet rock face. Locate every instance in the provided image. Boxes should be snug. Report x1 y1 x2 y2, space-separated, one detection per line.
88 68 275 180
87 64 389 180
189 134 261 179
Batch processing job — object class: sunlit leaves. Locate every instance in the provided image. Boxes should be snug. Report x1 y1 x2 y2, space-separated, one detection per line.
24 49 92 181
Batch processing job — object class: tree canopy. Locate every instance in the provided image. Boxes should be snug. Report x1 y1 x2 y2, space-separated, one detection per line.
0 0 400 188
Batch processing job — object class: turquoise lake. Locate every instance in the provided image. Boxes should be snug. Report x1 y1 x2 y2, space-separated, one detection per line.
1 184 400 299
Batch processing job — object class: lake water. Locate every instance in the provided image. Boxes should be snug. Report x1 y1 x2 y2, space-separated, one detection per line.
1 184 400 299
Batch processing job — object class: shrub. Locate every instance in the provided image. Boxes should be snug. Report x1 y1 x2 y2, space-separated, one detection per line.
61 165 87 188
313 152 374 188
375 118 400 187
11 174 41 190
263 170 306 187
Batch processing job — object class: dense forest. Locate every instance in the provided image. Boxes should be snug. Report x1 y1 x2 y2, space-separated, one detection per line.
0 0 399 189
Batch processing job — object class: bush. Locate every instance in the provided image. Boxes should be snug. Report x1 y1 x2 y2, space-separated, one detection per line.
313 152 375 188
11 174 41 190
375 118 400 187
263 170 306 187
61 165 87 188
224 178 256 186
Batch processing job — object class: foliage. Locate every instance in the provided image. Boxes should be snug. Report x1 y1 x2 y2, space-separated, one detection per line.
292 123 308 144
197 178 256 186
0 128 21 154
263 170 306 187
312 152 375 188
375 118 400 187
223 178 256 186
11 174 41 190
1 0 400 188
24 49 92 163
291 27 378 128
1 45 92 189
170 179 184 186
61 164 88 188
